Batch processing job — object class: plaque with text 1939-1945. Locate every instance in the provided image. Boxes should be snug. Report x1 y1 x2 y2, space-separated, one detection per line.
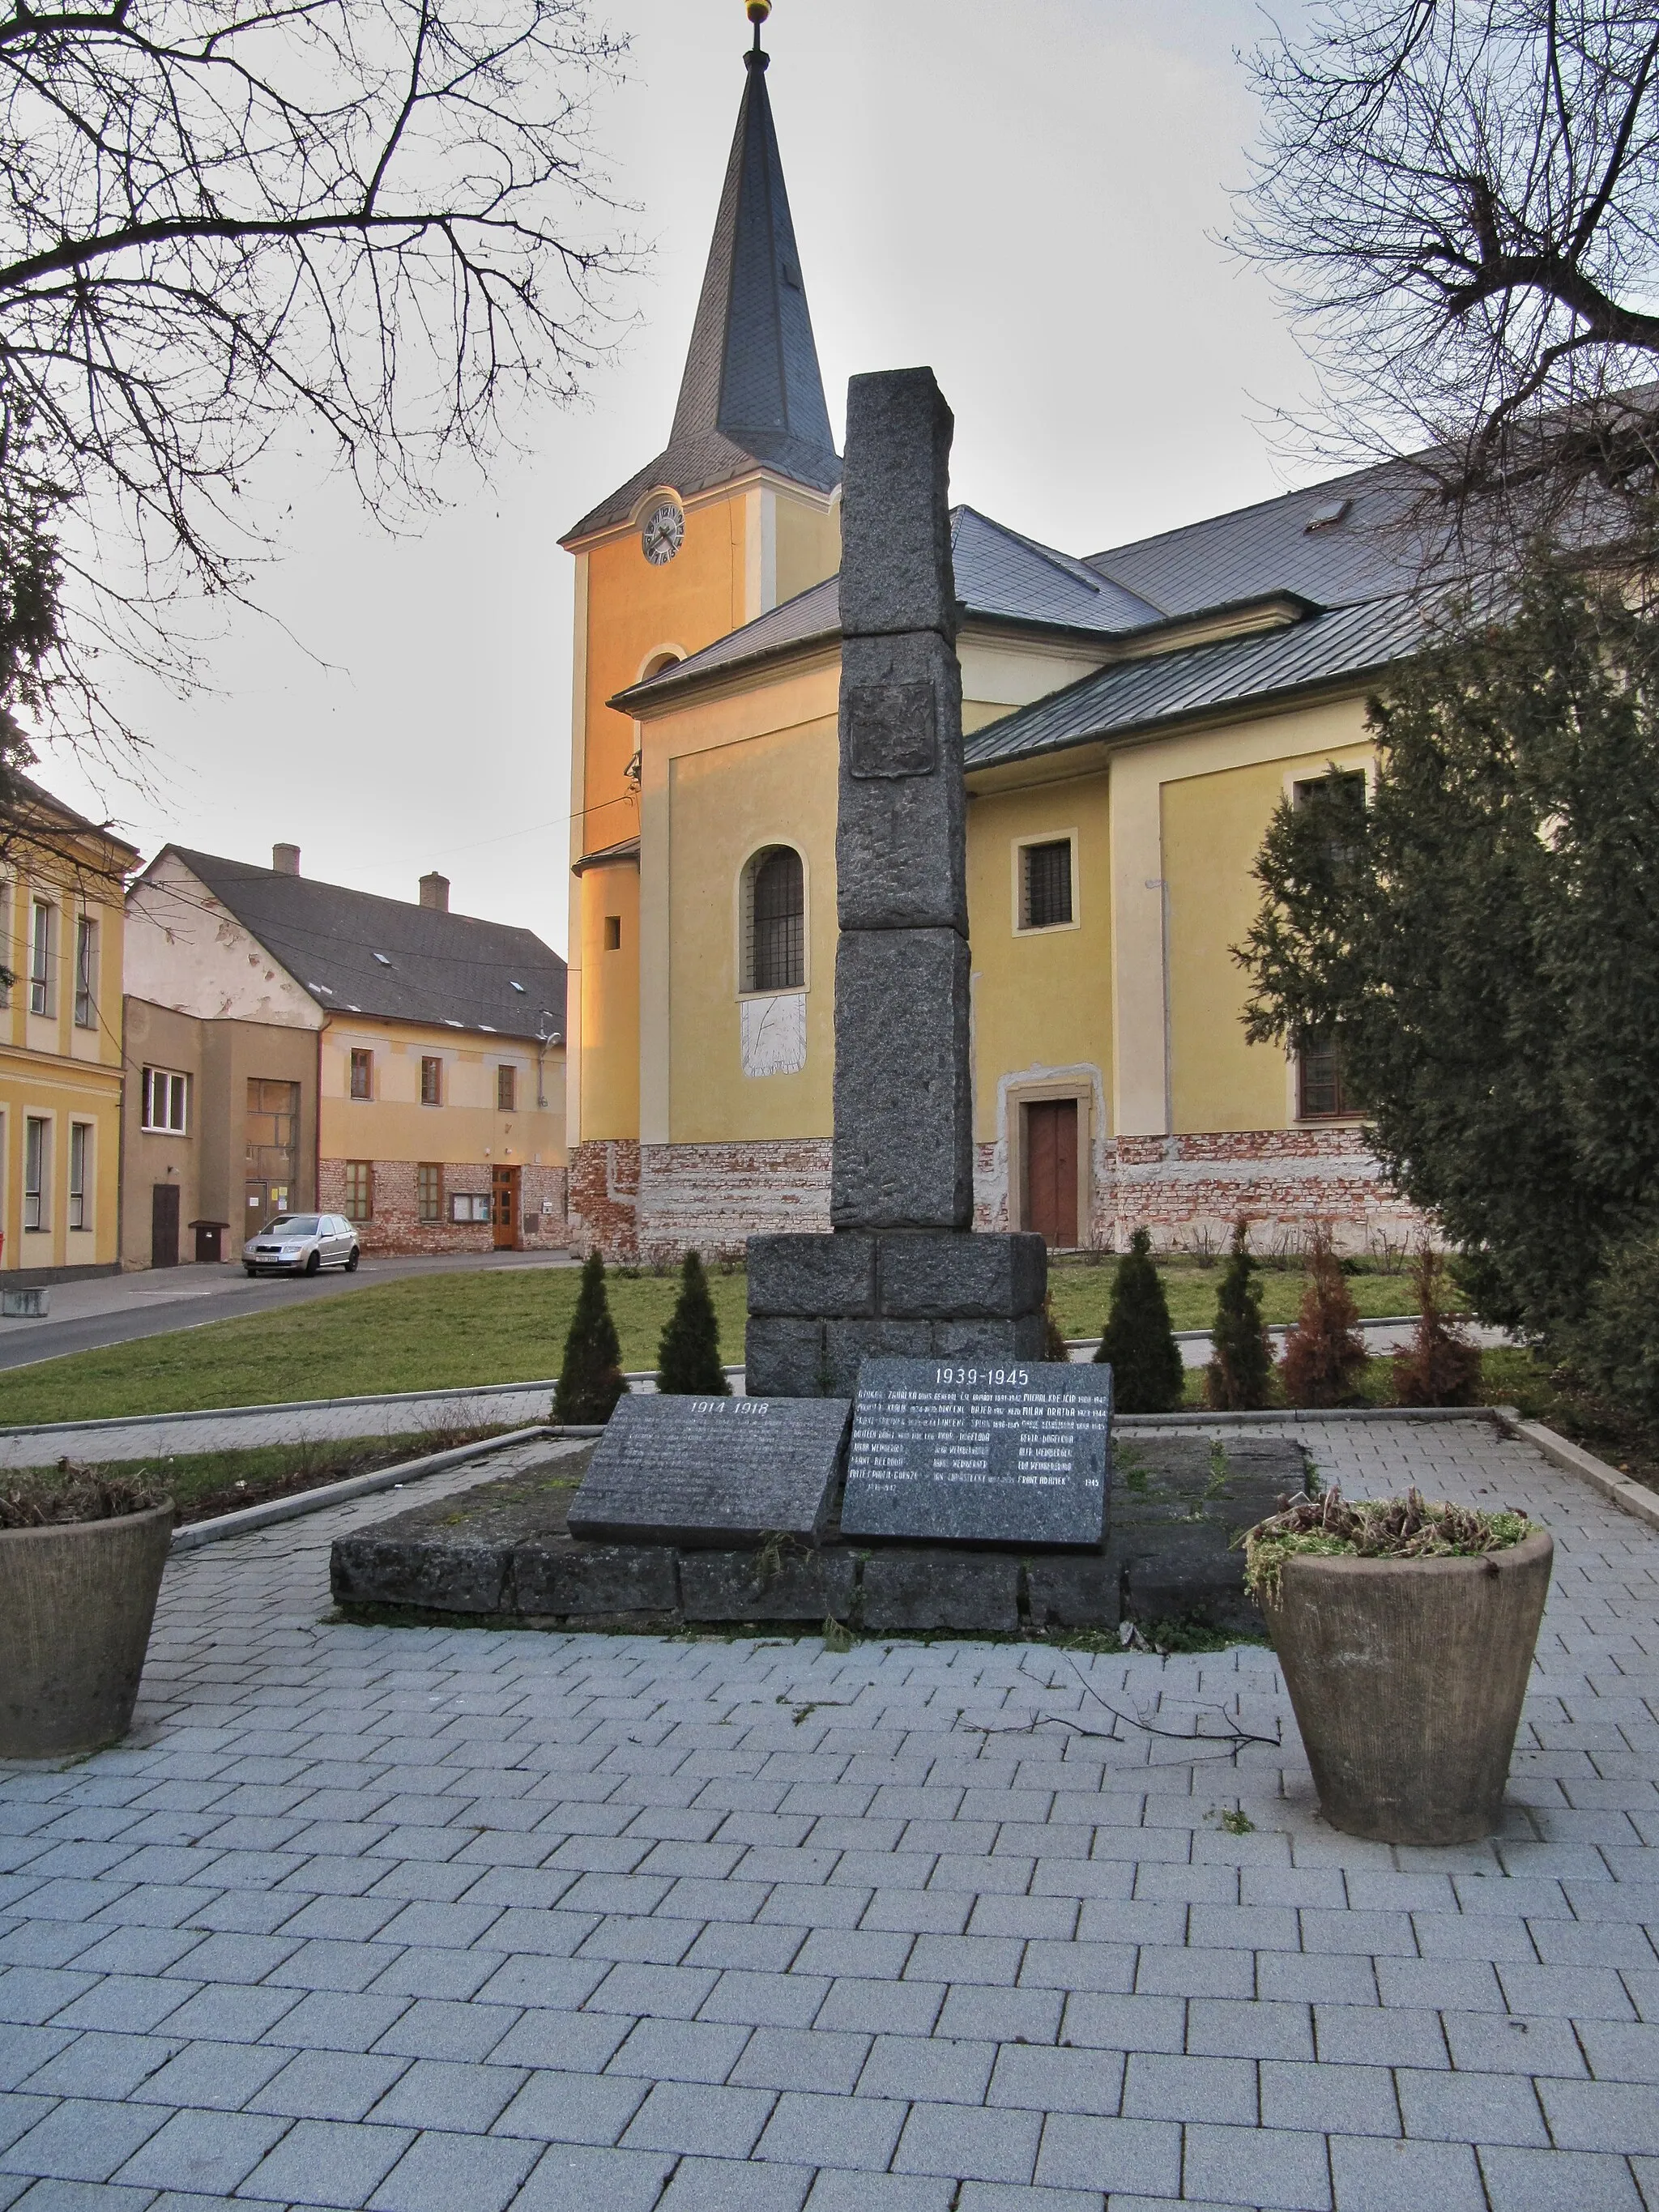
840 1358 1113 1549
566 1394 852 1549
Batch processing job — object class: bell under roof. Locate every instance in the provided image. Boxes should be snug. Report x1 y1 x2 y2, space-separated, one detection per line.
563 43 839 545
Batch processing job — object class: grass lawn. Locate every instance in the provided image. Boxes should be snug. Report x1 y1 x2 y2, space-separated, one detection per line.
0 1255 1427 1428
7 1428 510 1524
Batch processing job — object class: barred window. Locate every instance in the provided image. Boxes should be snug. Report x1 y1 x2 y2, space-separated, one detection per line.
343 1161 373 1220
743 846 804 993
420 1055 442 1106
417 1163 442 1221
1020 839 1073 930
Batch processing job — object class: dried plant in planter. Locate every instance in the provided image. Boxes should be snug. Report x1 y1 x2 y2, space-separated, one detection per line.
1393 1240 1482 1406
1242 1487 1533 1605
1279 1221 1368 1408
0 1463 167 1530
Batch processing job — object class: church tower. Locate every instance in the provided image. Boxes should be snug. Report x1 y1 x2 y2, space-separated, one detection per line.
561 4 841 1238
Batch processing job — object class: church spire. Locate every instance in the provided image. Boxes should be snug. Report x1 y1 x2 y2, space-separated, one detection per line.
562 12 838 543
667 16 836 472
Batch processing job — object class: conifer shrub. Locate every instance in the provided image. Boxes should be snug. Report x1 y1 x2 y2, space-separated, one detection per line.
656 1250 731 1396
1043 1294 1068 1362
1393 1239 1483 1406
1280 1221 1369 1408
1094 1228 1185 1413
553 1250 629 1424
1205 1219 1274 1410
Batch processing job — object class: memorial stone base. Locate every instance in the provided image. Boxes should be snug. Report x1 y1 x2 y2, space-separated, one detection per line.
744 1229 1048 1397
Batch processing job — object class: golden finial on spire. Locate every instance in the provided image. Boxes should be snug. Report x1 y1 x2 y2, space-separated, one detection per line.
746 0 771 20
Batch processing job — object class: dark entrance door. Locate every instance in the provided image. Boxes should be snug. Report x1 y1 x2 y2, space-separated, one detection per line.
151 1182 181 1268
492 1165 520 1251
1024 1100 1078 1249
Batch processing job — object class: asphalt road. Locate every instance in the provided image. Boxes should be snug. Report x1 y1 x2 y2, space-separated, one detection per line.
0 1249 578 1379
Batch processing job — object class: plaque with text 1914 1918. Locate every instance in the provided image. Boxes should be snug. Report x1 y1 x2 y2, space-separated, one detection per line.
566 1394 852 1549
840 1358 1113 1549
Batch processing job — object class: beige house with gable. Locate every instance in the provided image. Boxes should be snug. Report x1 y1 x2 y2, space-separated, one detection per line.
124 842 567 1263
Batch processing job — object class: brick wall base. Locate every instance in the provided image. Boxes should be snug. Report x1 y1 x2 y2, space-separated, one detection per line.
318 1158 568 1258
569 1127 1422 1264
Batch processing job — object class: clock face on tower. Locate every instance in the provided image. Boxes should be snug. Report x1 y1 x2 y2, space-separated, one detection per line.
642 501 684 566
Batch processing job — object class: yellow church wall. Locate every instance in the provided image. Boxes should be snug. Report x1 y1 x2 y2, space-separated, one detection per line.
965 774 1113 1146
1124 701 1375 1137
664 719 838 1144
774 490 840 609
577 862 640 1140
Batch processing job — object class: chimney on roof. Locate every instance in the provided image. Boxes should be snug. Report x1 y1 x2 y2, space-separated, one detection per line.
419 871 450 913
272 842 301 876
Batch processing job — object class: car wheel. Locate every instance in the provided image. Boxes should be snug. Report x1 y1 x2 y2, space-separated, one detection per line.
244 1265 258 1277
305 1250 321 1276
345 1247 360 1272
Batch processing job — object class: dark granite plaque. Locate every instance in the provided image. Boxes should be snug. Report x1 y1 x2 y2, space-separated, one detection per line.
567 1395 852 1549
840 1357 1112 1548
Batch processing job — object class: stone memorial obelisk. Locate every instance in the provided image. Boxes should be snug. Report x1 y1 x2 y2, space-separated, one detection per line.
746 368 1047 1394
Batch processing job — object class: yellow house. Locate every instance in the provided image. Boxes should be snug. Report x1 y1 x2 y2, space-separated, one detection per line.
0 775 136 1280
562 35 1430 1261
125 846 567 1259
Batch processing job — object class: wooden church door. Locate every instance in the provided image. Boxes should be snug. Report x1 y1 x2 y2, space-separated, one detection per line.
1023 1100 1078 1250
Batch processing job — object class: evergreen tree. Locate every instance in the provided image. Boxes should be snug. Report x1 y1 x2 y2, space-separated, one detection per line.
1043 1294 1068 1363
553 1251 628 1424
1205 1219 1274 1410
1094 1229 1185 1413
1280 1221 1368 1407
656 1250 731 1396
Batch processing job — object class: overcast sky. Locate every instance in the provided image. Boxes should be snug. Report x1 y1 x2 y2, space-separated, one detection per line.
44 0 1323 956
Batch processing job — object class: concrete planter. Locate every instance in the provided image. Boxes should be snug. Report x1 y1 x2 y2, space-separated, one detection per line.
1262 1529 1553 1845
0 1503 174 1758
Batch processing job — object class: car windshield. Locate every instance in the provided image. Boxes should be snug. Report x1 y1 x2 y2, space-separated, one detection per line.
263 1217 320 1237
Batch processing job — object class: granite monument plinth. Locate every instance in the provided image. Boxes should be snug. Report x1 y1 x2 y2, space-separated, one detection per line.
566 1393 851 1548
840 1356 1113 1549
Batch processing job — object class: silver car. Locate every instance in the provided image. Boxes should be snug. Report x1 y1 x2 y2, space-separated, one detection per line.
243 1213 360 1277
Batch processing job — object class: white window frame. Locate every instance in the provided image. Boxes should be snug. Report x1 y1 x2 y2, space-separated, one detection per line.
141 1065 190 1135
67 1120 90 1230
1011 830 1081 936
736 842 811 999
23 1115 49 1230
450 1191 491 1223
28 898 53 1016
73 913 99 1029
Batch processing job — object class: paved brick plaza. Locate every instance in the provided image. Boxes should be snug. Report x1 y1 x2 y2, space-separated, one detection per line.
2 1417 1657 2211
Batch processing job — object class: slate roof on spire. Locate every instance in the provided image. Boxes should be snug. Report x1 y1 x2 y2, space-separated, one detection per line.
563 45 839 544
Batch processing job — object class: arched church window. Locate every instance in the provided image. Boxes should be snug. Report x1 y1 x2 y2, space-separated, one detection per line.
742 846 805 994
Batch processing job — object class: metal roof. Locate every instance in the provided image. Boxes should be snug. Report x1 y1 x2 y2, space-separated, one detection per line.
962 595 1434 770
155 847 567 1039
564 49 839 544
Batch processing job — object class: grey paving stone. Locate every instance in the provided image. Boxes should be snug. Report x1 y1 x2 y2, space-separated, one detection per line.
1439 2010 1587 2078
1327 2133 1487 2212
154 1986 301 2044
815 1980 944 2037
130 2042 291 2112
606 2018 751 2085
1032 2112 1181 2197
1058 1995 1183 2055
369 2000 518 2063
804 2176 955 2212
6 2186 157 2211
513 2143 677 2212
893 2101 1042 2184
856 2033 994 2104
111 2108 288 2195
484 2010 628 2073
0 2034 75 2097
1536 2075 1659 2154
18 2032 179 2099
757 2089 907 2170
1396 2067 1548 2146
491 2069 647 2146
0 2099 168 2183
986 2044 1123 2118
366 2129 538 2212
1183 2120 1333 2211
618 2079 775 2159
954 2189 1105 2212
1313 2005 1447 2069
1478 2144 1644 2210
657 2158 814 2212
1122 2052 1256 2125
236 2118 414 2208
1260 2061 1399 2137
365 2057 522 2133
